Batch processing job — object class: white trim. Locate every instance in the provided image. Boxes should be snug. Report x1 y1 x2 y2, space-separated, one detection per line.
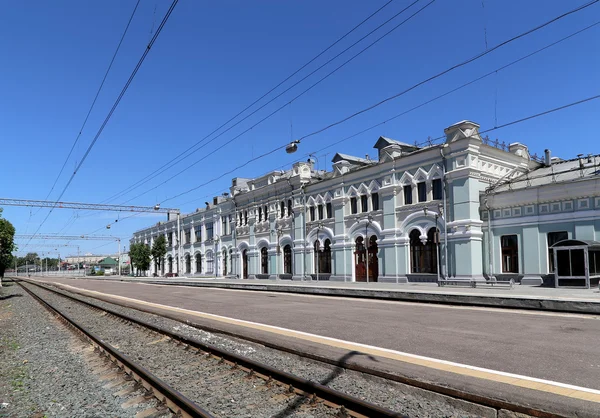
486 208 600 228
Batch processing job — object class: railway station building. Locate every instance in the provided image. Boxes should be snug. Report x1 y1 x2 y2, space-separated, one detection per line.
131 120 600 286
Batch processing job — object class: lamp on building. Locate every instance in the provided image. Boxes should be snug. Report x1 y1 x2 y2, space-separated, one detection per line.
286 140 300 154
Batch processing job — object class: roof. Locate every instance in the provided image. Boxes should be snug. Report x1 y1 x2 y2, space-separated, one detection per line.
373 136 419 151
98 257 118 266
331 153 371 165
491 156 600 193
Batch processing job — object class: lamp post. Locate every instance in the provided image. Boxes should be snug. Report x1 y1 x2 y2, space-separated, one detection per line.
272 228 283 279
423 204 444 283
315 221 324 281
365 214 373 283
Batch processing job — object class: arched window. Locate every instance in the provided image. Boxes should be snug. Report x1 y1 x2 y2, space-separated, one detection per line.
258 207 262 222
261 247 269 274
168 256 173 273
185 254 191 274
314 239 332 274
287 199 293 217
195 253 202 273
229 249 233 274
222 249 228 276
410 229 437 273
283 245 292 274
206 251 214 274
242 249 248 279
280 201 285 218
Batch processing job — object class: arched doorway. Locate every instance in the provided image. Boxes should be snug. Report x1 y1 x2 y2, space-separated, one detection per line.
313 239 332 277
195 253 202 274
261 247 269 274
283 245 292 275
410 228 438 274
242 249 248 279
354 236 378 281
229 249 233 275
168 256 173 274
185 254 191 274
222 249 228 276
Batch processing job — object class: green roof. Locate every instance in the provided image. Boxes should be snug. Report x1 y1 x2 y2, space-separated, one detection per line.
98 257 118 266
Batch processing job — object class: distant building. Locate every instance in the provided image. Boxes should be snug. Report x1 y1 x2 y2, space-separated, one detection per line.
130 120 600 287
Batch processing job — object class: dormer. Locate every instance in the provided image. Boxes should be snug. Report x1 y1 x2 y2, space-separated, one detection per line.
331 153 371 170
444 120 482 143
373 136 419 162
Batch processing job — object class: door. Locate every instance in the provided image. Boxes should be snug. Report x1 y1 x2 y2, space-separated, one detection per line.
354 237 366 281
242 249 248 279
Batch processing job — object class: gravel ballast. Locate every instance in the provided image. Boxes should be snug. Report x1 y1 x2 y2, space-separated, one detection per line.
0 280 167 418
26 279 505 417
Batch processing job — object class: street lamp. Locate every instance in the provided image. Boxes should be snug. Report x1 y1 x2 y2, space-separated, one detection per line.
315 221 324 281
423 204 444 283
365 214 373 283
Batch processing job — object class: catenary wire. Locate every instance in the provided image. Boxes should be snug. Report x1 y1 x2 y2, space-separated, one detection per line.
126 0 596 205
41 0 142 204
23 0 179 250
103 0 426 204
160 94 600 205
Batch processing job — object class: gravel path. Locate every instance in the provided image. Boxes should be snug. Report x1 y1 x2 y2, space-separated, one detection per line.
32 280 504 418
0 280 168 418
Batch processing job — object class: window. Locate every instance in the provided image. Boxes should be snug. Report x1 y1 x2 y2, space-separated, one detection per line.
410 229 438 273
194 226 202 242
417 182 427 202
287 199 293 217
371 193 379 211
314 239 332 274
318 204 324 220
501 235 519 273
361 195 368 212
239 212 243 225
195 253 202 273
264 205 268 219
280 201 285 218
184 229 191 244
326 202 332 219
243 210 248 225
222 216 227 235
185 254 191 274
228 215 233 234
258 207 262 222
206 222 214 240
350 197 358 214
432 179 442 200
548 231 568 272
283 245 292 275
309 206 315 221
206 252 214 273
261 247 269 274
403 185 412 204
167 233 173 247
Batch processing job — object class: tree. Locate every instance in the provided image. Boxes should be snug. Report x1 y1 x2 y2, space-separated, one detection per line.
0 209 17 286
151 235 167 274
130 242 151 276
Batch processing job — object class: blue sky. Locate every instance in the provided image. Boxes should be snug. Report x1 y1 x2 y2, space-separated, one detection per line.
1 0 599 257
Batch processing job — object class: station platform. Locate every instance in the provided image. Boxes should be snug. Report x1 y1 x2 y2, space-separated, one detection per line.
22 274 600 314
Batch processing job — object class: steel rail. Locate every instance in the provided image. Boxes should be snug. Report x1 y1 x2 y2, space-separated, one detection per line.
18 278 404 418
13 279 213 418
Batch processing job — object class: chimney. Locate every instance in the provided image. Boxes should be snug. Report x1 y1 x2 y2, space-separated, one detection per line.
544 149 551 166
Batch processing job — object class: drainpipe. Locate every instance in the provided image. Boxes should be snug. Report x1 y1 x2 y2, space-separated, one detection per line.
440 145 449 278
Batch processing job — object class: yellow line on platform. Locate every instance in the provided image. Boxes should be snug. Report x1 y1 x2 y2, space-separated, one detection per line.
52 281 600 404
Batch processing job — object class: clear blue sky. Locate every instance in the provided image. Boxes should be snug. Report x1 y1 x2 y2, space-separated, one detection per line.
1 0 599 257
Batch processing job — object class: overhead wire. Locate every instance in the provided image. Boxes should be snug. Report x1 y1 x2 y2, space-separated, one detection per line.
41 0 142 203
160 93 600 205
146 0 599 205
23 0 179 249
102 0 428 204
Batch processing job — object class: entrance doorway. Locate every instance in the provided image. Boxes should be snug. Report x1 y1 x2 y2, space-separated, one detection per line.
242 249 248 279
354 235 378 282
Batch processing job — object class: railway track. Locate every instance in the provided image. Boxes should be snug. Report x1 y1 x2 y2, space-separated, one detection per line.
13 278 406 418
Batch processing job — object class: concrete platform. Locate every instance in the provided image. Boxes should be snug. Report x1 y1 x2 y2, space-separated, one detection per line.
25 274 600 314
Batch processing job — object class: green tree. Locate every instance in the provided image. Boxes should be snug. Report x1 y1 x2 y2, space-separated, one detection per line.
130 242 151 276
151 235 167 274
0 209 17 286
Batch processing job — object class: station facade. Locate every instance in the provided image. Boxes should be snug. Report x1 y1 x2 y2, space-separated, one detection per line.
131 120 600 285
